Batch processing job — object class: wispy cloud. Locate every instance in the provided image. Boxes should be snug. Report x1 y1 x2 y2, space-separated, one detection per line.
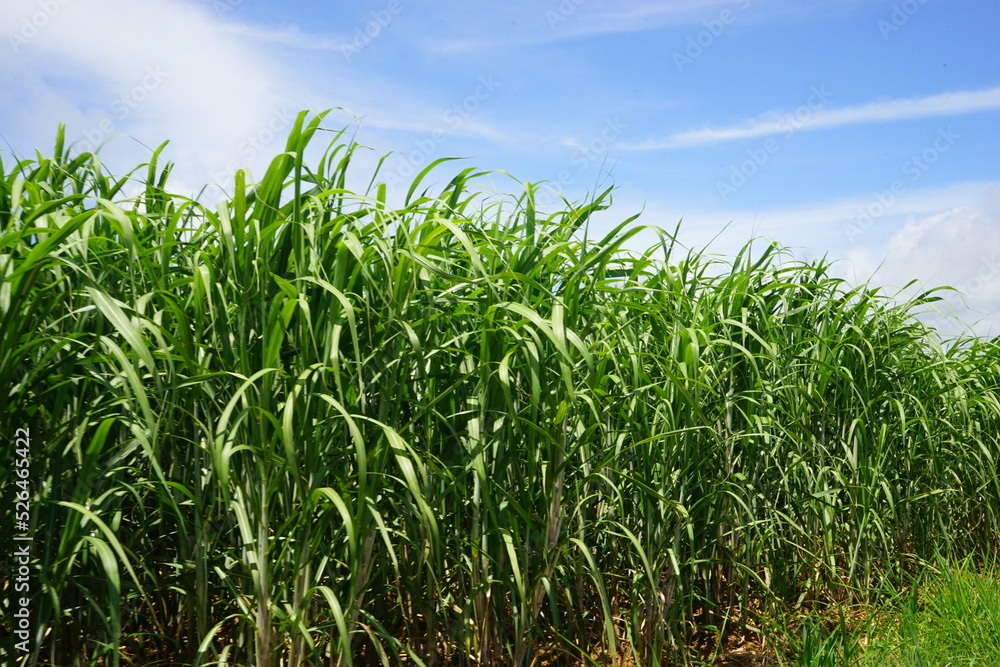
357 113 509 143
840 192 1000 339
624 86 1000 150
0 0 321 194
419 0 734 54
600 180 1000 337
220 23 346 51
602 180 999 258
418 0 870 54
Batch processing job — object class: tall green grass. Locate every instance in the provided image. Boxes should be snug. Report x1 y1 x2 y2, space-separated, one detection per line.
2 110 998 666
864 557 1000 666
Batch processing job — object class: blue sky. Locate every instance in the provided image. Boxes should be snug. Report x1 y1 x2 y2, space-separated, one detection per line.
2 0 998 338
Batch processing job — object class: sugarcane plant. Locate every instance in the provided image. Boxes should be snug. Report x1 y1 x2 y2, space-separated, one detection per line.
1 110 998 667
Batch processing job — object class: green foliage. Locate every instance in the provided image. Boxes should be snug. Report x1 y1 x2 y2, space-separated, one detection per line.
2 112 998 666
861 557 1000 667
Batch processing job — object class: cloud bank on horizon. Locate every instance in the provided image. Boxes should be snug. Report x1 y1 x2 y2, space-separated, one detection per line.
1 0 997 338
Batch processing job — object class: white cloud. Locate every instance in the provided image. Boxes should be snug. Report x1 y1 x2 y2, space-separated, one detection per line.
0 0 318 192
419 0 729 53
220 22 346 51
0 0 525 204
624 86 1000 150
585 180 1000 338
418 0 878 54
598 180 994 254
839 186 1000 339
